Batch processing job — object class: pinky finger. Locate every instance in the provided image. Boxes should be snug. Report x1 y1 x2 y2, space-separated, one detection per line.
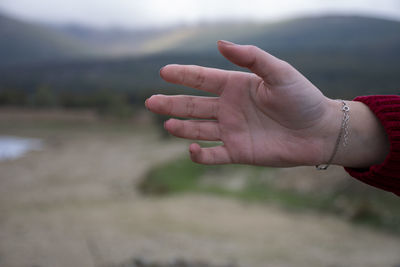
189 143 232 165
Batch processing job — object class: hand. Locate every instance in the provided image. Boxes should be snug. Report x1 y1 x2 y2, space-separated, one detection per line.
145 41 389 167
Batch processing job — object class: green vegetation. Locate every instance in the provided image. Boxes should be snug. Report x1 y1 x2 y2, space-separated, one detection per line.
139 156 400 234
0 88 138 118
1 15 399 103
0 14 96 66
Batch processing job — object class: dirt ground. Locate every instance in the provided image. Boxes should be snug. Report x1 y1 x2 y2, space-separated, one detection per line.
0 110 399 267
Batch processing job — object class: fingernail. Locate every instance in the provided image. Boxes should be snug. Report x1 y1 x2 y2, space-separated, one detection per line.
159 66 165 76
144 98 149 109
218 40 236 46
189 145 195 155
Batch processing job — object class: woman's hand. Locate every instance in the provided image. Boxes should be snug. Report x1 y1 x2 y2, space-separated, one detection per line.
145 41 389 167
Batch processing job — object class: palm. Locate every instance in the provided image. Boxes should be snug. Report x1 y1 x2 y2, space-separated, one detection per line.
146 42 330 166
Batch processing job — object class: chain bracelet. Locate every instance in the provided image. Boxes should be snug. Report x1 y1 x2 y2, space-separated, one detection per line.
316 100 350 170
341 100 350 147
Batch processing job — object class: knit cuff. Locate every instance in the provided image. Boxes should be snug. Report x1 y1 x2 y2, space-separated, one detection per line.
344 95 400 196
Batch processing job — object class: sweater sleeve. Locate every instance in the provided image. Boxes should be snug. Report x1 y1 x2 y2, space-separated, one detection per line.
344 95 400 196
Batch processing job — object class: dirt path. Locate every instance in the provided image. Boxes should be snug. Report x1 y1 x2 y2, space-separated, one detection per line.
0 122 399 267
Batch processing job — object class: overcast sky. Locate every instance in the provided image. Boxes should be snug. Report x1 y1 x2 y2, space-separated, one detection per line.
1 0 400 28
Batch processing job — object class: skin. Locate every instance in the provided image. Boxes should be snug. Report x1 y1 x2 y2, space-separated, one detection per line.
145 40 390 168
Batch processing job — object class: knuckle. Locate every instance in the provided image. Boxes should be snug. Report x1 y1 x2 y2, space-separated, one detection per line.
210 149 217 164
246 46 259 69
185 97 196 117
267 60 295 85
216 72 228 94
194 122 201 140
214 125 220 140
247 45 259 53
211 100 219 119
278 62 295 77
277 59 291 70
193 67 206 88
180 67 187 85
176 120 185 136
164 97 173 116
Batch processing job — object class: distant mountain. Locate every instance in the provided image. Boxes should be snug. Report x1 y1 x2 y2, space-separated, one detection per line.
0 13 172 66
152 16 400 53
0 14 98 66
0 14 399 99
50 23 170 56
1 13 400 66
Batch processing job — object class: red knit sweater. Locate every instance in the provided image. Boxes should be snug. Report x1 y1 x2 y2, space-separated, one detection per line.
344 95 400 196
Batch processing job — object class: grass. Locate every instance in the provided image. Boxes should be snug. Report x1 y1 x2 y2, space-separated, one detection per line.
138 156 400 235
0 110 153 137
138 157 330 210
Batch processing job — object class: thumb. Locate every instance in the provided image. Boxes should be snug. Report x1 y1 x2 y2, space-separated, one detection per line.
217 40 290 85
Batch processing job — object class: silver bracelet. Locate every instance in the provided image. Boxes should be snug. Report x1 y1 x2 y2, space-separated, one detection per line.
316 100 350 170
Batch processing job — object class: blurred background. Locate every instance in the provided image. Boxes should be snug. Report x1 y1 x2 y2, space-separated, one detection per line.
0 1 399 266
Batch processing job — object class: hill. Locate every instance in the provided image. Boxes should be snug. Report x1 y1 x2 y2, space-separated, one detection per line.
0 15 399 103
50 23 171 57
0 13 173 66
152 16 400 54
0 14 99 66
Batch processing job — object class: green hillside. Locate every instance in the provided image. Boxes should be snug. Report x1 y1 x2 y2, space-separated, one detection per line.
139 16 400 55
0 14 102 66
0 15 399 106
52 24 171 57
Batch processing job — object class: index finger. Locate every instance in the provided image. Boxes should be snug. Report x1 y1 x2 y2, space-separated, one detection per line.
160 64 231 95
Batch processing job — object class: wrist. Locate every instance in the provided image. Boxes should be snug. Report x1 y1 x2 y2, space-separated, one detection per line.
319 99 389 168
317 98 345 166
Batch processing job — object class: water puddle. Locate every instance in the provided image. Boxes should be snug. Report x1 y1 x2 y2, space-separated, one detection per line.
0 136 43 161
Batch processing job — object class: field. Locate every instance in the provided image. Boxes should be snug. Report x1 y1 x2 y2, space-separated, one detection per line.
0 109 399 267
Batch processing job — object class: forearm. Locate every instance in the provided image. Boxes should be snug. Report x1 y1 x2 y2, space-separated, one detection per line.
322 99 390 168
